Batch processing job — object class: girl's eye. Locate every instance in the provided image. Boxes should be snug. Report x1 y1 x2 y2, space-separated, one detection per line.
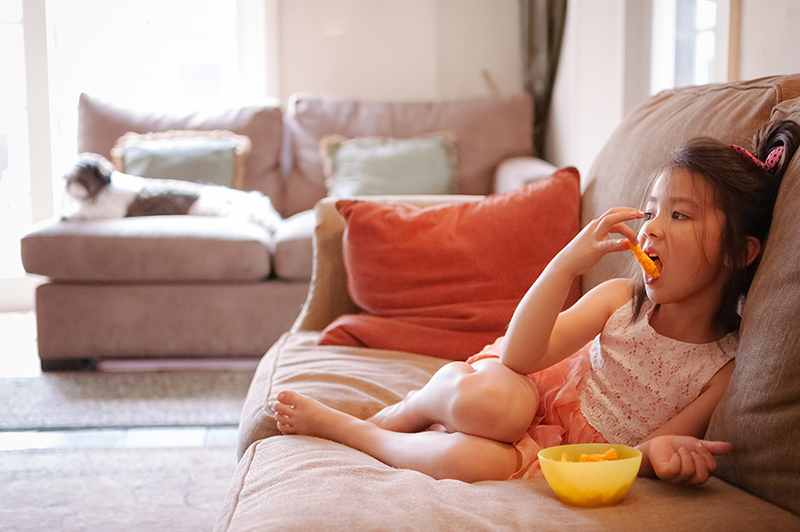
643 212 654 221
671 211 689 221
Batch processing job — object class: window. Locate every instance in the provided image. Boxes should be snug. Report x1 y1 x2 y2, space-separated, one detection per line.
0 0 33 282
0 0 273 310
652 0 717 94
47 0 265 203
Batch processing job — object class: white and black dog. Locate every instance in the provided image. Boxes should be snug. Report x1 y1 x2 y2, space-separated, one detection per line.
62 153 282 233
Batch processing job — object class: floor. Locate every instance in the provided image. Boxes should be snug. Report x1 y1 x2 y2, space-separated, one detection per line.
0 311 239 451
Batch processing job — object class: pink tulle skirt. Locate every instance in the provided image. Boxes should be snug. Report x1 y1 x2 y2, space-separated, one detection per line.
467 338 607 479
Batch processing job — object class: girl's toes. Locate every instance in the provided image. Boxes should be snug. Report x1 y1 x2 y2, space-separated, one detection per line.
274 401 293 417
277 390 299 405
276 420 295 434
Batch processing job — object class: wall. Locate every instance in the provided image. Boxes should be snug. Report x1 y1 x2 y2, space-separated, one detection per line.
547 0 627 182
739 0 800 79
277 0 523 101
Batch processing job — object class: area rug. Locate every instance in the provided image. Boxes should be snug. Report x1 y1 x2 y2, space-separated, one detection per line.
0 370 256 431
0 446 237 532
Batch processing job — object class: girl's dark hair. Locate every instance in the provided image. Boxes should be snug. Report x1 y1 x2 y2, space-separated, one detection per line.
631 120 800 334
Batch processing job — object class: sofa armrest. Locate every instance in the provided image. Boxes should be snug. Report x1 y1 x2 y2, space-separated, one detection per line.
290 194 484 333
272 210 315 281
289 198 356 333
493 156 558 194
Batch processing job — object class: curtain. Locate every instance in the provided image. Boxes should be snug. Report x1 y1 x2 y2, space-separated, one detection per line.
520 0 568 158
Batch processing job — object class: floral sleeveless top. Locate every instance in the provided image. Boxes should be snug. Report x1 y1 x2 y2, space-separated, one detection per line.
578 301 737 446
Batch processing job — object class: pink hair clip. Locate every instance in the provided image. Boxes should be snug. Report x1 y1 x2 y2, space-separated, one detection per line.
731 144 785 171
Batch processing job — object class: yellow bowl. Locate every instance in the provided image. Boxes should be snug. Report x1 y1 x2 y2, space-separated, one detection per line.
538 443 642 507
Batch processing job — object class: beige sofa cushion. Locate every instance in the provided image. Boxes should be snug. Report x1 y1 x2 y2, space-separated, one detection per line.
77 93 286 215
583 74 800 517
282 93 533 215
21 216 272 282
215 436 800 532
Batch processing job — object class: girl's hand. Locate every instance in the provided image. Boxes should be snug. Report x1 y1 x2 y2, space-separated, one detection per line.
641 435 732 485
554 207 642 277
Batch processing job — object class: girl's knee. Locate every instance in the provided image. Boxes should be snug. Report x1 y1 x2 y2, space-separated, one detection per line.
435 361 476 380
448 365 537 443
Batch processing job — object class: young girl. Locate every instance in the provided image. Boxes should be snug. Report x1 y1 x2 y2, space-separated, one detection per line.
274 120 800 486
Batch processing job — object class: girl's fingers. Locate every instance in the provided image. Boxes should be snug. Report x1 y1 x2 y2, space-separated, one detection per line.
698 440 732 456
656 452 682 481
673 446 715 485
596 208 642 225
595 208 643 240
560 207 643 276
689 450 710 485
676 447 694 482
611 223 640 243
598 238 633 254
694 442 718 474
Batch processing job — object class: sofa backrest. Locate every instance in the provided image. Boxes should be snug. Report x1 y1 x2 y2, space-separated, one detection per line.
77 93 286 214
76 93 533 218
582 73 800 516
281 93 534 216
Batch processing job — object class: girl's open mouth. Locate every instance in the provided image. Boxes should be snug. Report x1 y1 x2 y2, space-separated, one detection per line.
644 252 661 281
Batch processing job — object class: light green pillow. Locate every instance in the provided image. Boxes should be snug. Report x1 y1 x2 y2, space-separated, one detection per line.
321 132 457 197
111 130 251 189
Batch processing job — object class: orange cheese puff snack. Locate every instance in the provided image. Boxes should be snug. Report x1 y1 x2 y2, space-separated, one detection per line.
579 448 619 462
627 241 660 278
561 453 570 462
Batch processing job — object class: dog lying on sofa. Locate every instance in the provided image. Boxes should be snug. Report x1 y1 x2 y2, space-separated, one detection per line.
62 153 282 233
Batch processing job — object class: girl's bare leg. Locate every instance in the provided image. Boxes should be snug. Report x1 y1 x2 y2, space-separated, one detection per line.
275 390 520 482
367 359 539 444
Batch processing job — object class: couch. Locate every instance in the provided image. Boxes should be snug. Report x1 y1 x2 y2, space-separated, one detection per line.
21 92 542 370
213 75 800 531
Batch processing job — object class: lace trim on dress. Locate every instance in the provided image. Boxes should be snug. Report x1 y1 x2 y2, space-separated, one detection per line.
578 301 737 446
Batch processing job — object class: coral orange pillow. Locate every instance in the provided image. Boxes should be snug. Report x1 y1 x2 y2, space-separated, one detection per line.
319 167 582 360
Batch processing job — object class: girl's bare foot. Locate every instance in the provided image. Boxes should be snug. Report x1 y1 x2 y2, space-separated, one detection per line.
274 391 362 442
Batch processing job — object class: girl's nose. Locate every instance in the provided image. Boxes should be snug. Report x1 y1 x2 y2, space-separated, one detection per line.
643 213 665 239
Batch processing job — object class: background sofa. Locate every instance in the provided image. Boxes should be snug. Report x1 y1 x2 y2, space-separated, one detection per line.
21 92 549 370
213 75 800 530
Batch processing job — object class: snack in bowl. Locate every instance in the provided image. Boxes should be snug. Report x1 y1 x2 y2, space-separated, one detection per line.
560 448 619 463
580 448 618 462
538 444 642 507
627 241 660 278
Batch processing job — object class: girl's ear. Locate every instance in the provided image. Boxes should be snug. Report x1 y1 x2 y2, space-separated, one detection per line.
744 236 762 267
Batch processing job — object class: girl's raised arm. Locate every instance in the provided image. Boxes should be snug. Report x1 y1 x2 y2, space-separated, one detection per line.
499 208 642 374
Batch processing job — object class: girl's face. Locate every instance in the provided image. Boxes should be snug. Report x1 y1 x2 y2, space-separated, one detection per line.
639 169 729 308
